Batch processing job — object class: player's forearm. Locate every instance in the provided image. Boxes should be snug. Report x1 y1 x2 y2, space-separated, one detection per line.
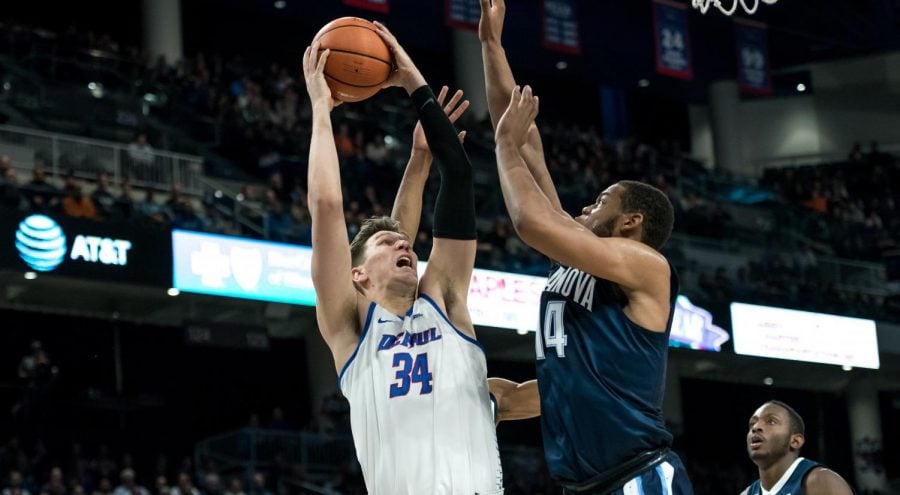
391 149 432 241
410 86 476 240
307 106 343 209
496 140 557 240
482 42 517 130
520 131 564 213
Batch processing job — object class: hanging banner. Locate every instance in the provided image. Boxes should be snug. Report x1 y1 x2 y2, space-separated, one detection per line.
446 0 481 30
653 0 693 80
342 0 390 13
735 18 772 95
542 0 581 54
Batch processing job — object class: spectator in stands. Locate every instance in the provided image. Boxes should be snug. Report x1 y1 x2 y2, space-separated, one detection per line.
2 470 31 495
168 474 197 495
222 479 244 495
24 165 59 212
62 179 98 219
136 187 171 225
153 476 169 495
41 468 65 495
0 168 22 210
200 474 220 495
112 469 148 495
333 123 354 158
364 132 389 167
91 173 117 219
267 407 287 430
116 182 135 220
127 133 155 181
247 474 271 495
90 478 111 495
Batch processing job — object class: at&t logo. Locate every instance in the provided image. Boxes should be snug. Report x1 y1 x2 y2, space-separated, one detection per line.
15 214 132 272
16 215 67 272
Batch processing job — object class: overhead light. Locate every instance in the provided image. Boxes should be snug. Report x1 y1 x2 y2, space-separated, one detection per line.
842 364 853 371
24 271 37 280
2 82 10 91
796 83 807 92
274 0 286 8
763 377 774 386
555 61 568 70
638 79 650 88
167 288 180 297
214 190 223 199
516 328 530 336
88 82 104 99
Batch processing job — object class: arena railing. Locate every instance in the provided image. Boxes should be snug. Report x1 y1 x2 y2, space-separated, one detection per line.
667 232 889 296
0 124 204 195
194 428 355 480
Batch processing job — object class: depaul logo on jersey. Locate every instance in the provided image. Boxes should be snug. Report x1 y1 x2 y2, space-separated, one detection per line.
545 266 596 310
377 327 442 351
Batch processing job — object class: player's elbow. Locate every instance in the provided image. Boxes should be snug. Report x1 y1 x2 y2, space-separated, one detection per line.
510 212 550 249
308 194 343 214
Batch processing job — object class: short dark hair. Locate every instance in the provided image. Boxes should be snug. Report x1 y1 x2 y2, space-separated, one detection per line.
617 180 674 250
765 400 806 436
349 216 401 267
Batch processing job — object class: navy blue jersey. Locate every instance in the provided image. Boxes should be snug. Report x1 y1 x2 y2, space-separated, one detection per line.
744 458 820 495
536 261 678 483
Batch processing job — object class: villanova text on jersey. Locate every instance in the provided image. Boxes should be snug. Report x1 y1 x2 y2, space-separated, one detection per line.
537 263 678 483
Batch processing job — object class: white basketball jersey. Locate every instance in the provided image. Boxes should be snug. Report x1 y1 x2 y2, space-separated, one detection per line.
339 294 503 495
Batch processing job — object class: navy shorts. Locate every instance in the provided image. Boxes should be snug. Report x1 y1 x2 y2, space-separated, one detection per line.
562 451 694 495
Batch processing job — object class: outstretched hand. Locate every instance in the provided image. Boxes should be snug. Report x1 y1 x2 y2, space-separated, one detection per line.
302 42 341 110
412 86 470 154
372 21 427 94
496 85 539 148
478 0 506 43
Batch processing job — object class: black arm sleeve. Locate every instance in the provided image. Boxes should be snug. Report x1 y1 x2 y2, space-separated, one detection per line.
410 85 476 240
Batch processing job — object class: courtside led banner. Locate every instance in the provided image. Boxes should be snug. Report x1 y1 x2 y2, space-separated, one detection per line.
173 230 316 306
731 303 879 369
173 231 724 349
0 208 170 286
653 0 693 80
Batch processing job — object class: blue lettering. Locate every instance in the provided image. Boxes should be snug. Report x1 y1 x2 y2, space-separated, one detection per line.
377 334 397 351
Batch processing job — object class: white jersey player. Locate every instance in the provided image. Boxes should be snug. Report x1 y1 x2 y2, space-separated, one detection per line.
303 24 503 495
340 296 503 493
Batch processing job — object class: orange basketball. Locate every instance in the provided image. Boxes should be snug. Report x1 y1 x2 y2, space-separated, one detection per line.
313 17 394 103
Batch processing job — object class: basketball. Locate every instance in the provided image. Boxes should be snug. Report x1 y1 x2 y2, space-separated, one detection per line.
312 17 394 103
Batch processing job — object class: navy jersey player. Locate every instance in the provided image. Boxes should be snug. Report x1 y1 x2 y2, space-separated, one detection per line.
742 401 852 495
482 2 694 490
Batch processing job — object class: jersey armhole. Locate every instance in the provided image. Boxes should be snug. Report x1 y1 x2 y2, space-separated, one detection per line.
337 302 376 389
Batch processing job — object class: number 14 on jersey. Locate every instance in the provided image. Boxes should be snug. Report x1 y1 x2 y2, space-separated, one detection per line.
536 301 567 359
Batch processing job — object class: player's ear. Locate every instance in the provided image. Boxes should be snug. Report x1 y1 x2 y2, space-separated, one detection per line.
789 433 805 451
621 212 644 231
351 266 368 285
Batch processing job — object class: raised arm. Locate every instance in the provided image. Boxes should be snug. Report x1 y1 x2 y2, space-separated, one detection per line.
488 378 540 425
494 86 670 330
391 86 470 241
479 0 563 213
375 22 479 337
303 43 360 372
